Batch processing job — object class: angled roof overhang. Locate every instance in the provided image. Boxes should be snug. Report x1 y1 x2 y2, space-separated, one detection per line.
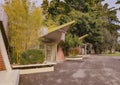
42 21 75 43
79 34 88 40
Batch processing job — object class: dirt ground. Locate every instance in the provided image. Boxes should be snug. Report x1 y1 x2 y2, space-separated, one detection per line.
19 55 120 85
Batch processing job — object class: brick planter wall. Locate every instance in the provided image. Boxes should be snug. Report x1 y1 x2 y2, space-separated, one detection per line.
0 51 6 71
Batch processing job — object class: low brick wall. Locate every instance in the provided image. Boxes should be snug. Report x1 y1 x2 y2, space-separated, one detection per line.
0 51 6 71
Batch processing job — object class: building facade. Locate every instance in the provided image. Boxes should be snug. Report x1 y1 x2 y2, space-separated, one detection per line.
0 0 8 35
0 0 8 71
40 21 75 62
0 50 6 71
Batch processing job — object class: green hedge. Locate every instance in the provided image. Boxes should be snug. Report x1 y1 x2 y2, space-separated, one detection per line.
20 49 45 65
69 47 80 56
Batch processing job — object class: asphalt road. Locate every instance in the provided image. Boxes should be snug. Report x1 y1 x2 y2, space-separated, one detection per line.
19 55 120 85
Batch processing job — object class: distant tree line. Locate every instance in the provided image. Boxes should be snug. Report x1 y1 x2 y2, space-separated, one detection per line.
42 0 120 54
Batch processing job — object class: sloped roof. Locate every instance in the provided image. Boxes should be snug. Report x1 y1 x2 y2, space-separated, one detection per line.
79 34 88 40
42 21 75 43
48 21 75 33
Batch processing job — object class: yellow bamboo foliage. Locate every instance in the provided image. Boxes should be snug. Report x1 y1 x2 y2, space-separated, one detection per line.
4 0 43 64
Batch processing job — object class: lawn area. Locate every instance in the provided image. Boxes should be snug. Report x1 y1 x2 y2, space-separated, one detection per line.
103 52 120 56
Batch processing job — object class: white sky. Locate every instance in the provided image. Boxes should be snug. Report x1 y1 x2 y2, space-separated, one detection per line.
102 0 120 21
0 0 4 4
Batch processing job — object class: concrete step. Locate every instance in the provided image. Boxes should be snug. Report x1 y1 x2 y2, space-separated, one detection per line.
0 70 19 85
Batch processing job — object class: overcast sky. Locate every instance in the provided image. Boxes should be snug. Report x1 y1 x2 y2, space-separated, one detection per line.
102 0 120 21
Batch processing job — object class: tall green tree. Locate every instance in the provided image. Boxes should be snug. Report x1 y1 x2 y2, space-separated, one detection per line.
47 0 72 24
101 3 120 53
65 0 105 53
116 1 120 4
42 0 120 54
41 0 49 15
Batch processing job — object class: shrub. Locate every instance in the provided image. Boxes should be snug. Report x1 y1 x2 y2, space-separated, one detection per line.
63 33 82 56
20 49 45 65
69 47 80 56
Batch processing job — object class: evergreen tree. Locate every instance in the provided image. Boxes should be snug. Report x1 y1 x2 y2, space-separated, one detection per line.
42 0 120 54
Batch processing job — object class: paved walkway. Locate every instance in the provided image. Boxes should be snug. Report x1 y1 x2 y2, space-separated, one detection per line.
19 55 120 85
